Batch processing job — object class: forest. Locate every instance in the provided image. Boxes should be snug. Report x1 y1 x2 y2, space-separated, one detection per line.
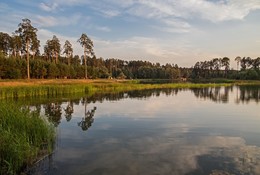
1 19 260 80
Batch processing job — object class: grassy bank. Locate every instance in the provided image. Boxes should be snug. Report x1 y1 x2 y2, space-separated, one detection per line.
190 78 260 84
1 79 260 100
0 103 55 175
0 79 236 99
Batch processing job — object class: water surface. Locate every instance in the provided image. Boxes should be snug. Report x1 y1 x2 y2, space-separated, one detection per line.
28 86 260 175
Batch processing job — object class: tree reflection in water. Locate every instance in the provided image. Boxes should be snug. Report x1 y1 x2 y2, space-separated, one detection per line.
78 107 96 131
44 102 62 127
191 86 230 103
191 85 260 104
40 85 259 127
85 86 259 104
64 101 74 122
238 85 260 103
24 85 260 175
78 97 97 131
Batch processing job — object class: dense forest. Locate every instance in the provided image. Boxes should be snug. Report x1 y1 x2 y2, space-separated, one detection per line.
1 19 260 80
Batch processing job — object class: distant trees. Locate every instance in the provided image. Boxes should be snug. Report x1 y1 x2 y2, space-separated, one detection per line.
31 37 40 60
44 35 61 64
10 35 22 58
78 33 94 79
235 56 241 71
221 57 230 77
191 57 230 79
63 40 73 66
0 32 11 56
234 56 260 80
15 18 38 79
191 56 260 80
1 18 260 80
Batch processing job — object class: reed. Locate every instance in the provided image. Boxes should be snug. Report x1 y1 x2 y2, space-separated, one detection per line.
0 102 55 175
0 80 234 100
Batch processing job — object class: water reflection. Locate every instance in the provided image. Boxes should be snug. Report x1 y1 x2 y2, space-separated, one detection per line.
82 135 260 175
25 85 260 175
239 86 260 103
86 88 180 103
39 86 260 127
44 102 62 127
64 101 74 122
183 136 260 175
192 86 231 103
78 104 97 131
88 86 260 104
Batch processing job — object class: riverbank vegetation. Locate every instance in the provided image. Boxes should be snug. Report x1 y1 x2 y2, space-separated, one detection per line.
0 79 234 100
0 102 55 175
1 79 260 100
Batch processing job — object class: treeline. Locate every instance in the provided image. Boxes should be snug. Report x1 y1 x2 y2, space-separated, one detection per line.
0 18 189 79
0 55 190 79
191 56 260 80
1 18 260 80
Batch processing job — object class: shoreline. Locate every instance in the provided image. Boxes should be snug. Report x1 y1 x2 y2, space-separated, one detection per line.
0 79 260 100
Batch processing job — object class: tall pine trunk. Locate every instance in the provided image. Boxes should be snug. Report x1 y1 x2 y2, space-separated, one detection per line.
56 51 58 64
84 45 87 79
26 39 30 79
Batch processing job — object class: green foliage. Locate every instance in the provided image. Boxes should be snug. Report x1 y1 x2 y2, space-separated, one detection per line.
237 70 260 80
44 35 61 64
192 57 260 80
0 102 55 175
0 32 11 55
1 19 260 81
31 59 47 78
15 18 39 79
47 63 59 78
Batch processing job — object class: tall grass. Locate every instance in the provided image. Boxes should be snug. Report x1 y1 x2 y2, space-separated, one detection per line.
0 84 96 99
0 102 55 175
0 81 234 100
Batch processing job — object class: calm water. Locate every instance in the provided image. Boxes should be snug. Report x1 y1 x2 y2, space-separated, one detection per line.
28 86 260 175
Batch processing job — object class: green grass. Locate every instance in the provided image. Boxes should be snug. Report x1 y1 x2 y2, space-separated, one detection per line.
191 78 260 84
1 79 260 100
0 80 234 100
0 102 55 175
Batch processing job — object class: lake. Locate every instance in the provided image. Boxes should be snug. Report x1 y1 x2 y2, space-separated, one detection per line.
27 86 260 175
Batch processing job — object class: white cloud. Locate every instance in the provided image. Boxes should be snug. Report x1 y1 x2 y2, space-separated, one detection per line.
178 0 256 22
93 36 192 64
53 0 89 6
101 10 121 18
96 26 111 32
39 2 58 12
125 0 260 22
157 18 192 33
39 0 260 22
34 14 82 27
103 0 135 8
35 16 57 27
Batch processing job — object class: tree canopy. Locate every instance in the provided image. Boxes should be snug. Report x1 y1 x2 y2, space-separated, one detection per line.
1 18 260 80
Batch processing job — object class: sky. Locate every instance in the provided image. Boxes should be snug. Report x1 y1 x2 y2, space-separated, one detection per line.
1 0 260 68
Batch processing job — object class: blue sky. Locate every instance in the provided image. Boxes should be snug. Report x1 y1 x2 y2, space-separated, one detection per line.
1 0 260 67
